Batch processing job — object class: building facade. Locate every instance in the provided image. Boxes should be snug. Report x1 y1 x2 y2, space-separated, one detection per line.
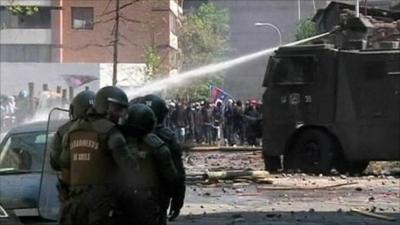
0 0 59 62
1 0 183 90
56 0 181 66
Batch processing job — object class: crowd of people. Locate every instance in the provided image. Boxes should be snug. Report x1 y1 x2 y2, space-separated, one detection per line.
0 90 70 133
165 98 263 147
1 90 264 149
0 91 34 132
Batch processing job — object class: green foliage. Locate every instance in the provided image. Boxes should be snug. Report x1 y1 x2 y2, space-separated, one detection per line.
7 5 39 16
176 2 230 100
144 46 161 80
295 18 317 41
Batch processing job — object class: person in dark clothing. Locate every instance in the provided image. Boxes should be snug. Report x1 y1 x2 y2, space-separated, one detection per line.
255 101 263 142
211 101 224 144
136 94 186 224
173 101 188 143
200 102 212 145
120 103 178 225
244 100 251 114
59 86 139 225
186 103 196 144
193 103 203 144
165 101 175 130
49 90 95 225
245 100 260 146
224 99 235 146
233 100 245 145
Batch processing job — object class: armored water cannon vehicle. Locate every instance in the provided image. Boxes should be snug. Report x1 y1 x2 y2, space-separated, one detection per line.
313 1 400 50
262 5 400 174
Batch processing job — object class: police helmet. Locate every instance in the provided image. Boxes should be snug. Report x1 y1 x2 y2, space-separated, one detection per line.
94 86 128 115
124 103 156 136
18 90 29 98
70 90 95 120
128 96 143 105
134 94 168 124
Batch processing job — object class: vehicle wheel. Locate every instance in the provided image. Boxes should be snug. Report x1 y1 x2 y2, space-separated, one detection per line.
336 160 369 174
264 156 281 172
283 129 335 174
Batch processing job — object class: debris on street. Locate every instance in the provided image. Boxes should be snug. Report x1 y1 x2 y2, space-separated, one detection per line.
350 207 397 221
178 150 400 225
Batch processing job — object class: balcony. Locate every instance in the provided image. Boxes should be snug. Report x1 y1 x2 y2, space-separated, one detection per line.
0 29 52 45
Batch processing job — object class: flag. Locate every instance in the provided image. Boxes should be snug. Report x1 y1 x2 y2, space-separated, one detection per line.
209 85 235 103
62 74 98 88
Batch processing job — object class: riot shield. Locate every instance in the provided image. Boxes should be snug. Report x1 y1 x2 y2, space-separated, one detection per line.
38 107 69 221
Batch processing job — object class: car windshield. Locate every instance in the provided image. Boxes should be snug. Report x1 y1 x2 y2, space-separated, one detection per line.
0 131 53 173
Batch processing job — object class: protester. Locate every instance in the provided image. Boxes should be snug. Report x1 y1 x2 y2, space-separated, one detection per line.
162 97 262 147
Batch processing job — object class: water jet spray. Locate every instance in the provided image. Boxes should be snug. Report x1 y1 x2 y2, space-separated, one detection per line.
126 27 340 99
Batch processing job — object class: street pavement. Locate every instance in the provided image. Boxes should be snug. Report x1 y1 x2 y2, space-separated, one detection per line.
173 150 400 225
18 150 400 225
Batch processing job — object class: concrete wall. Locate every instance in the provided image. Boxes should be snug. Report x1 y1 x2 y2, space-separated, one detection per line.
99 63 146 88
0 29 52 45
0 62 148 97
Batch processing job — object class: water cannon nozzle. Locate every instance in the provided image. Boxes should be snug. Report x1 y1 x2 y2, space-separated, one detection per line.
329 25 343 34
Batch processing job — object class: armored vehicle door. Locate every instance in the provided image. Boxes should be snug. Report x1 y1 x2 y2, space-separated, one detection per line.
391 57 400 158
38 108 69 220
262 46 337 157
356 52 400 160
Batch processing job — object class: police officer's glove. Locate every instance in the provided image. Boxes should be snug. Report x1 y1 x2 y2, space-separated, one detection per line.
168 185 184 221
168 207 180 221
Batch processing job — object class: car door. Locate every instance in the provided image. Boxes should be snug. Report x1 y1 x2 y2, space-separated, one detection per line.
0 132 47 211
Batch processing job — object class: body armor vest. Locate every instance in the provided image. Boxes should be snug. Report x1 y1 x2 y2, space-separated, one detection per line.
126 138 159 189
67 118 117 186
51 120 73 184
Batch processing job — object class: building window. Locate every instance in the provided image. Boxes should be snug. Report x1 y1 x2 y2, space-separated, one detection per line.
71 7 93 30
272 56 315 85
169 13 177 34
0 7 51 29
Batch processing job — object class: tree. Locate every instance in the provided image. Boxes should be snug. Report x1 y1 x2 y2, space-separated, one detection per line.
6 0 39 16
70 0 166 86
7 5 39 16
1 0 39 30
295 18 317 41
176 2 230 101
144 46 161 81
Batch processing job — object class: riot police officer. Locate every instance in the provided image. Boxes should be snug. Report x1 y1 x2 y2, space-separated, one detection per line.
135 94 186 223
120 103 178 225
49 90 95 223
59 86 139 225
